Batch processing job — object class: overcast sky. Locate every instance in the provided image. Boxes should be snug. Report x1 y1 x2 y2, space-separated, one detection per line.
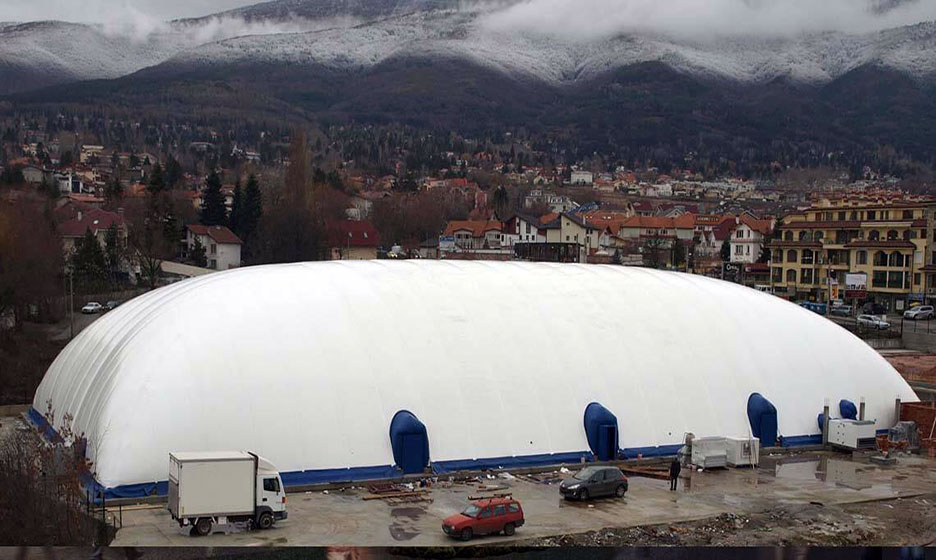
0 0 255 23
482 0 936 40
3 0 935 39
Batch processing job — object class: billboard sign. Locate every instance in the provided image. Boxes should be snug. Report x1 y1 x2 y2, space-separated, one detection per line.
845 273 867 299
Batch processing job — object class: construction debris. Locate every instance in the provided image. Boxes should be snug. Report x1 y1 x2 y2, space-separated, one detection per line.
362 490 429 501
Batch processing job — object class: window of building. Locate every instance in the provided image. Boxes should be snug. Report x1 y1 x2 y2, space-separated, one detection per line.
915 273 922 286
787 249 797 263
850 211 858 220
802 269 814 284
774 250 783 263
746 245 751 255
773 268 783 282
868 211 877 220
887 230 899 241
838 211 846 221
786 269 797 283
888 252 905 267
888 271 904 289
801 249 814 264
905 230 915 240
873 271 887 288
815 231 824 241
526 223 531 234
798 231 810 241
736 230 743 239
903 210 914 219
784 230 793 241
874 251 887 266
736 245 743 255
857 250 867 265
869 230 880 241
210 244 217 255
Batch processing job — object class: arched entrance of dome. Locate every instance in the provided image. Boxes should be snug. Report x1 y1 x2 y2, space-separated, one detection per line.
389 410 430 474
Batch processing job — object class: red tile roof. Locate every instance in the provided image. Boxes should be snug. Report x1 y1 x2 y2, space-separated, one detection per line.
738 214 774 235
326 220 380 248
57 207 123 238
620 215 696 230
188 224 243 245
443 220 502 237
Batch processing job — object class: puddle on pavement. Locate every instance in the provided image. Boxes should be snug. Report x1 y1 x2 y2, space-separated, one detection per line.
766 455 879 491
389 506 424 541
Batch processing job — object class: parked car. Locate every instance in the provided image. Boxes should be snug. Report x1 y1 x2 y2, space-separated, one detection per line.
559 466 628 500
904 305 934 320
861 302 887 316
857 314 891 330
105 300 120 311
830 304 851 317
442 497 524 540
81 302 103 314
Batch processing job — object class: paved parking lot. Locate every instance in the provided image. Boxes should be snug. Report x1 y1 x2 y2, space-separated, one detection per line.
111 451 936 547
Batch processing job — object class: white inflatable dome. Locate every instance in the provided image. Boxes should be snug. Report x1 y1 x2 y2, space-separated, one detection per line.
33 261 917 492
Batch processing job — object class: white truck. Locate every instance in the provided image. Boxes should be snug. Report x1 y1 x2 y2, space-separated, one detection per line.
168 451 287 536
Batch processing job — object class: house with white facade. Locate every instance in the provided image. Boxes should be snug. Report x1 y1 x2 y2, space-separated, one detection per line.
186 225 243 271
729 215 774 264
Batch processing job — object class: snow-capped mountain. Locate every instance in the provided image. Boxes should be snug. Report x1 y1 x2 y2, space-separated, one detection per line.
1 0 935 95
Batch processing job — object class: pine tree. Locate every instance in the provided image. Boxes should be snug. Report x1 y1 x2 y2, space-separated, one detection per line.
105 223 120 279
104 176 123 207
241 174 263 242
190 236 208 268
200 171 227 226
230 180 243 235
147 163 166 195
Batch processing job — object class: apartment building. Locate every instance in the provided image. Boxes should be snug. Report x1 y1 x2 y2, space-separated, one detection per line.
769 198 936 313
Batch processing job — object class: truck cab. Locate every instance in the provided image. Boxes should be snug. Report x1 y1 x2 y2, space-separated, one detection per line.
168 451 287 536
255 456 287 528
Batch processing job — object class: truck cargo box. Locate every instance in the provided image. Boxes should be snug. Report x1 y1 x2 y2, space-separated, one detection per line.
168 451 256 519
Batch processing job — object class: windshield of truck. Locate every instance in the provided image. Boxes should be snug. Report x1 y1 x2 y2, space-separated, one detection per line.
462 504 481 517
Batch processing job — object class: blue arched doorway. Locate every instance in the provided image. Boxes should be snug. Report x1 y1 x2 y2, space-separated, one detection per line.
389 410 430 474
584 402 619 461
747 393 778 446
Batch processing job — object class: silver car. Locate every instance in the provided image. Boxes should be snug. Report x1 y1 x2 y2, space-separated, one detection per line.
904 305 934 320
857 314 890 330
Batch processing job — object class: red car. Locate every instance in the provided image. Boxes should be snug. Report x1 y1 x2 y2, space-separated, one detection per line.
442 497 525 540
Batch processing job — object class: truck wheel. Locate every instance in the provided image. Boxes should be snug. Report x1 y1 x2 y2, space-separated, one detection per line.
503 522 516 536
460 527 473 541
615 484 626 498
258 512 274 530
194 518 212 536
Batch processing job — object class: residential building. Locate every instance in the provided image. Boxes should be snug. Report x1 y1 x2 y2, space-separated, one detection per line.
570 170 594 186
442 220 505 252
56 204 126 256
186 225 243 271
327 220 380 260
729 215 774 265
769 198 935 312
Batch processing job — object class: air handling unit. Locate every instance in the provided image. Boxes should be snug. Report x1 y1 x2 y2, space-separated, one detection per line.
725 437 759 467
827 419 877 450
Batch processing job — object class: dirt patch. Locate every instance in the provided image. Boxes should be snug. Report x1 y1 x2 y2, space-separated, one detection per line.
519 494 936 547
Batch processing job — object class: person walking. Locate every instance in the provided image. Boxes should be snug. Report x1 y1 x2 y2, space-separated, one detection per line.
669 457 681 491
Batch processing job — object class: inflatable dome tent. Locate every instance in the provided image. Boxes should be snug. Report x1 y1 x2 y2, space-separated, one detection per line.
32 261 917 497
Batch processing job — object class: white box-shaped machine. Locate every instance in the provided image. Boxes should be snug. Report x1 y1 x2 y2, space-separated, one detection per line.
168 451 256 519
827 419 877 450
725 437 760 466
691 436 727 469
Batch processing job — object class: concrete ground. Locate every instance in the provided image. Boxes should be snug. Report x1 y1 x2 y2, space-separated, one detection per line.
109 450 936 547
